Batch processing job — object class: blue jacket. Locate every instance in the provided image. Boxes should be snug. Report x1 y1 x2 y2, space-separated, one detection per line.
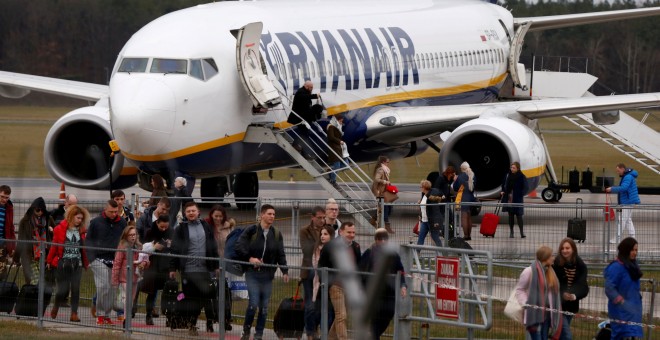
610 169 640 205
604 259 643 338
452 173 476 212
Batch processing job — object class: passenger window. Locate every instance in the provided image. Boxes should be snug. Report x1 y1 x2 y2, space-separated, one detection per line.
190 59 203 80
151 58 187 74
202 58 218 79
118 58 148 73
310 61 316 78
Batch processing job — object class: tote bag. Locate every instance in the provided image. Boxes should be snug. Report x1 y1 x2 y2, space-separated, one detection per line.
504 290 524 324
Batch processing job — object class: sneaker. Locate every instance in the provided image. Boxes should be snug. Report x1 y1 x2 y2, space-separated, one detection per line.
145 315 154 325
91 305 97 318
240 331 250 340
96 317 105 325
103 317 113 325
117 315 125 322
188 326 199 336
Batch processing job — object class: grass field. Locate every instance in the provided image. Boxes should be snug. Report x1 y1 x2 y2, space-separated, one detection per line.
0 105 658 186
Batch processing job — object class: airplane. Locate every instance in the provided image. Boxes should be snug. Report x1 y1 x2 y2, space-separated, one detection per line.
0 0 659 206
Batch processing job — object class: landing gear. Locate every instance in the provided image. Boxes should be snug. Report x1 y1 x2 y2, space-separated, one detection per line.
541 184 563 203
233 172 259 210
200 177 229 207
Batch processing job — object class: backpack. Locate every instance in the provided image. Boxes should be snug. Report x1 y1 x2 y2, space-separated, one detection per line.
224 225 281 276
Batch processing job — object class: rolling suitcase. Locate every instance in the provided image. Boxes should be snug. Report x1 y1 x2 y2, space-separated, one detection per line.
0 263 19 313
273 280 305 339
162 279 189 330
207 278 233 330
567 198 587 243
15 283 52 317
480 204 501 237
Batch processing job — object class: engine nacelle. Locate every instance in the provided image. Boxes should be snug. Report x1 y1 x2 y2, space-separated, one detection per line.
44 106 137 190
438 117 545 198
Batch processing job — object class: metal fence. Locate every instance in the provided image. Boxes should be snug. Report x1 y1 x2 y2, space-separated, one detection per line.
2 197 659 339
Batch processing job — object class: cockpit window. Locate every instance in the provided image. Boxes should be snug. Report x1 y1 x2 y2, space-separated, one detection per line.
202 59 218 79
118 58 148 73
190 59 203 80
151 58 187 74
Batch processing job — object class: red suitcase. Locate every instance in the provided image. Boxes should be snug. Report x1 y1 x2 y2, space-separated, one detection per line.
480 205 500 237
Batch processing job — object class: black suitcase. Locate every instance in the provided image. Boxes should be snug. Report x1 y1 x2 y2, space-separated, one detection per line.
207 278 232 326
15 283 52 317
162 279 189 330
0 263 19 313
567 198 587 243
273 281 305 339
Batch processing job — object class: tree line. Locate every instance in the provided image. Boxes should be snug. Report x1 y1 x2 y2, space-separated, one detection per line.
0 0 657 95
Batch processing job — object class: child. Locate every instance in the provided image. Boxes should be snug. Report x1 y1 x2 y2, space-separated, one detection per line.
136 241 154 281
112 225 148 327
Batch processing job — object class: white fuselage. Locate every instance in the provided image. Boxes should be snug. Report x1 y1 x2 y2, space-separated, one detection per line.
109 0 512 176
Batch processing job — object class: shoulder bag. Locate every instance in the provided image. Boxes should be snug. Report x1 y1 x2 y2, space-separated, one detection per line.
504 290 524 324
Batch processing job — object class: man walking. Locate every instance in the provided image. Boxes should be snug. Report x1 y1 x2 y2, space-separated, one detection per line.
318 222 360 340
86 200 126 325
300 206 326 338
137 197 170 242
50 193 78 225
169 202 219 335
606 163 640 242
325 198 341 237
238 204 289 340
0 185 15 279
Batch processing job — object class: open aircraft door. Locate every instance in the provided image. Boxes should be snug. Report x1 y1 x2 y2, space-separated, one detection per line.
508 21 530 91
235 22 281 108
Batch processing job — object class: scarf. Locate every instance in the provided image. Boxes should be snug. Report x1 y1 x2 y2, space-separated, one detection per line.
31 216 48 259
525 260 562 338
328 116 343 135
620 258 643 281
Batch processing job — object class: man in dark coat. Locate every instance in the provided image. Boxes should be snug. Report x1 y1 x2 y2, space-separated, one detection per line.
0 185 16 272
288 80 322 159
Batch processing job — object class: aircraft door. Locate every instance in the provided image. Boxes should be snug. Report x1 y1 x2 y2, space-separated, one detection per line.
507 21 530 91
235 22 281 108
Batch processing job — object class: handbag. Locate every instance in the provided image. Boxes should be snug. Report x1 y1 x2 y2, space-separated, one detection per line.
605 194 616 222
340 142 349 158
413 222 420 235
504 290 524 324
383 184 399 203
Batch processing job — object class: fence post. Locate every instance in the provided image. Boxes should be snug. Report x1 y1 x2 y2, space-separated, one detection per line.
218 258 225 340
125 247 134 335
37 240 46 328
647 279 656 340
320 268 328 340
292 201 300 243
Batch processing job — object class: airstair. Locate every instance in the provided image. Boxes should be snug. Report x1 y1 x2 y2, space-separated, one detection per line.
235 22 378 231
563 96 660 175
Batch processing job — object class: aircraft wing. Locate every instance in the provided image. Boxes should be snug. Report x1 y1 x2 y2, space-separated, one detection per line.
515 6 660 32
0 71 108 101
365 92 660 144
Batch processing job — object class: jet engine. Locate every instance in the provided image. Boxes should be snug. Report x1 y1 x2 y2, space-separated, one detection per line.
44 105 137 190
438 117 546 198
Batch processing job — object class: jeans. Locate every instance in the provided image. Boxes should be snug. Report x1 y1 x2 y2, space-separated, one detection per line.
383 205 392 223
302 273 316 336
527 317 551 340
55 262 83 313
416 221 442 247
91 259 115 317
559 314 573 340
244 270 274 337
329 161 341 183
329 285 348 340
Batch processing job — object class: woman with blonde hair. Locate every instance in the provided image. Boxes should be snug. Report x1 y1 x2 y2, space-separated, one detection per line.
112 225 149 327
47 205 90 322
515 245 563 339
451 162 476 240
371 155 394 233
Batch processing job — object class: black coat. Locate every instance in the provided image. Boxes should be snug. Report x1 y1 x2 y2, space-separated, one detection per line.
358 243 406 297
142 226 173 292
169 219 219 273
235 224 288 279
318 237 361 286
501 171 528 215
424 188 444 230
552 255 589 313
291 87 319 123
433 175 454 202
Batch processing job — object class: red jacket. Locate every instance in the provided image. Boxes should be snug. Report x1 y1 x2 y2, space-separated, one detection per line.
46 221 89 269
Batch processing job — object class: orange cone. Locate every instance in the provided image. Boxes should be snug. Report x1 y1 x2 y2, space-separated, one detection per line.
59 183 66 202
528 190 538 199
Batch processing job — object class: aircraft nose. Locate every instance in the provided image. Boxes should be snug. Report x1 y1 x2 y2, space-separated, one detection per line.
110 77 176 155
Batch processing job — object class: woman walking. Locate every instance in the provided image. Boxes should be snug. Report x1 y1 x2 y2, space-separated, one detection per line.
501 161 528 238
15 197 55 284
371 156 395 233
112 225 148 327
142 215 173 325
47 205 90 322
311 224 336 338
417 180 443 246
552 238 589 340
515 245 563 339
452 162 476 240
604 237 643 339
